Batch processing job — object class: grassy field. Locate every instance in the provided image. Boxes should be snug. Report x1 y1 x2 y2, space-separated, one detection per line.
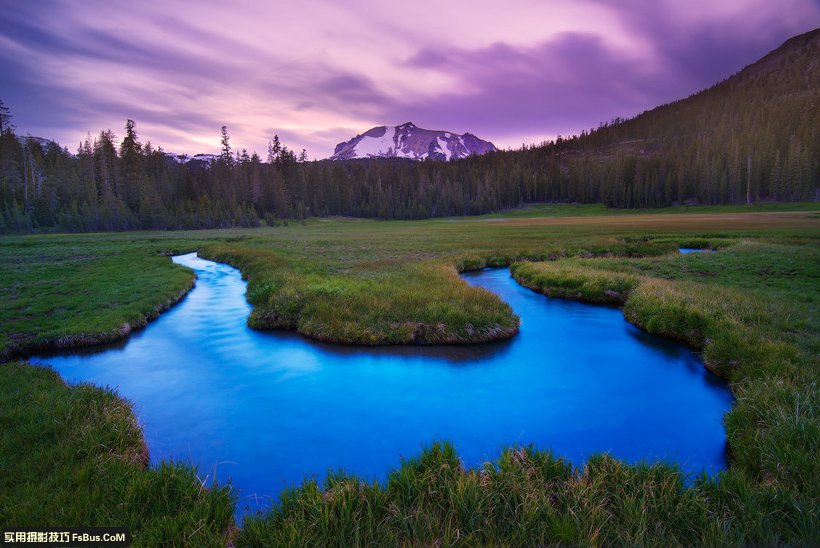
1 203 818 545
452 200 820 219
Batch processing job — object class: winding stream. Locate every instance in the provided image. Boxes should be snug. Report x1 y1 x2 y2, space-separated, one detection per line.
33 253 732 512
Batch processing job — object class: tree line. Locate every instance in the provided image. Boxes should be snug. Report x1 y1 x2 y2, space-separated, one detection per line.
0 31 817 232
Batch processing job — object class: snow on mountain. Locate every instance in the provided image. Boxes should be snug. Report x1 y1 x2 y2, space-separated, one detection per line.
165 152 221 163
330 122 497 161
165 152 189 164
164 152 220 168
18 135 61 150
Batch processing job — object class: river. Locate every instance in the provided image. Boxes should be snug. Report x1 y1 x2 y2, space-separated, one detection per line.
33 253 732 513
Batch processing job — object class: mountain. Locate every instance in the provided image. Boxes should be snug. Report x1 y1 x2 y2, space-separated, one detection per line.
330 122 497 161
551 28 819 165
17 135 62 150
165 152 220 169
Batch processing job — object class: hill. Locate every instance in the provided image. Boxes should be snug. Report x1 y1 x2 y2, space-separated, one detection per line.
522 28 819 206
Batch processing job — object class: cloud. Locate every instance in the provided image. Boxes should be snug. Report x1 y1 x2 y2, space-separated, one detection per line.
391 32 686 143
589 0 820 85
1 0 817 156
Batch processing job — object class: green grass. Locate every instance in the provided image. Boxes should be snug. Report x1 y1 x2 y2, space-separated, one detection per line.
452 200 820 220
0 236 197 361
0 362 235 546
238 440 817 546
201 245 520 344
1 203 816 355
0 201 818 544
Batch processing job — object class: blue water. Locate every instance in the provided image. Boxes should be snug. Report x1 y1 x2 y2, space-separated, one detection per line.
680 248 715 254
33 253 732 514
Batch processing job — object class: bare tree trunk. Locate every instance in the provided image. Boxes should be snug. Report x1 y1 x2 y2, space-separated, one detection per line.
746 154 752 205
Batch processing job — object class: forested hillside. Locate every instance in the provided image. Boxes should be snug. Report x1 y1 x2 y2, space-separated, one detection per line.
0 29 817 232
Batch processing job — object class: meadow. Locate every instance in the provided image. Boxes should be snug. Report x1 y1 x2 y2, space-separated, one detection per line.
0 203 818 545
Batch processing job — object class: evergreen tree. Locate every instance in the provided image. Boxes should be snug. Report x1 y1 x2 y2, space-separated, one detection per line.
0 100 12 134
268 135 281 164
119 119 145 210
220 126 232 164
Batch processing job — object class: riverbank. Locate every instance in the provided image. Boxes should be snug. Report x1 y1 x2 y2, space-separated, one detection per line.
0 242 197 363
1 204 817 544
509 253 817 519
0 361 235 545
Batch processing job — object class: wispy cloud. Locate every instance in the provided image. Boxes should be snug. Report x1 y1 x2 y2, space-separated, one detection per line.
2 0 817 156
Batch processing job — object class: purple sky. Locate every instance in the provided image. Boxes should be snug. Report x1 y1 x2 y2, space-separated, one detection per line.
2 1 818 158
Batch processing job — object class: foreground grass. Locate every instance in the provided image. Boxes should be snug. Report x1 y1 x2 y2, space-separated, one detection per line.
238 441 817 546
1 202 818 544
0 362 235 545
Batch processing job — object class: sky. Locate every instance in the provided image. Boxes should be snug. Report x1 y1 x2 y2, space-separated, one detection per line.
1 0 818 159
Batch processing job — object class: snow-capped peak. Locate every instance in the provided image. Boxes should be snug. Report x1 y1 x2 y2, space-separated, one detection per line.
330 123 497 161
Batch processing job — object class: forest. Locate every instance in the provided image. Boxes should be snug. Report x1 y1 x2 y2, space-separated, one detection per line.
0 29 817 233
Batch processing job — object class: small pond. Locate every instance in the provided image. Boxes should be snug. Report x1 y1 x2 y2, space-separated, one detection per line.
33 253 732 513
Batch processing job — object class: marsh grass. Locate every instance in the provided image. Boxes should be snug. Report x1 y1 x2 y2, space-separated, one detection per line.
237 440 817 546
1 203 818 544
0 362 235 546
203 245 520 344
462 201 820 220
197 231 684 346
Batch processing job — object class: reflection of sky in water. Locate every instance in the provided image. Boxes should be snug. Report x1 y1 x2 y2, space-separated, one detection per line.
33 253 732 516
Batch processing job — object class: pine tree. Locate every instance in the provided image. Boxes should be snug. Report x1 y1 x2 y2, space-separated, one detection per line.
267 135 281 164
220 126 232 164
0 100 12 134
120 119 145 211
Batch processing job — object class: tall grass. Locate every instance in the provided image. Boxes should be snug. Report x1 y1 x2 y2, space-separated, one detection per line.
0 362 235 546
237 439 818 546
